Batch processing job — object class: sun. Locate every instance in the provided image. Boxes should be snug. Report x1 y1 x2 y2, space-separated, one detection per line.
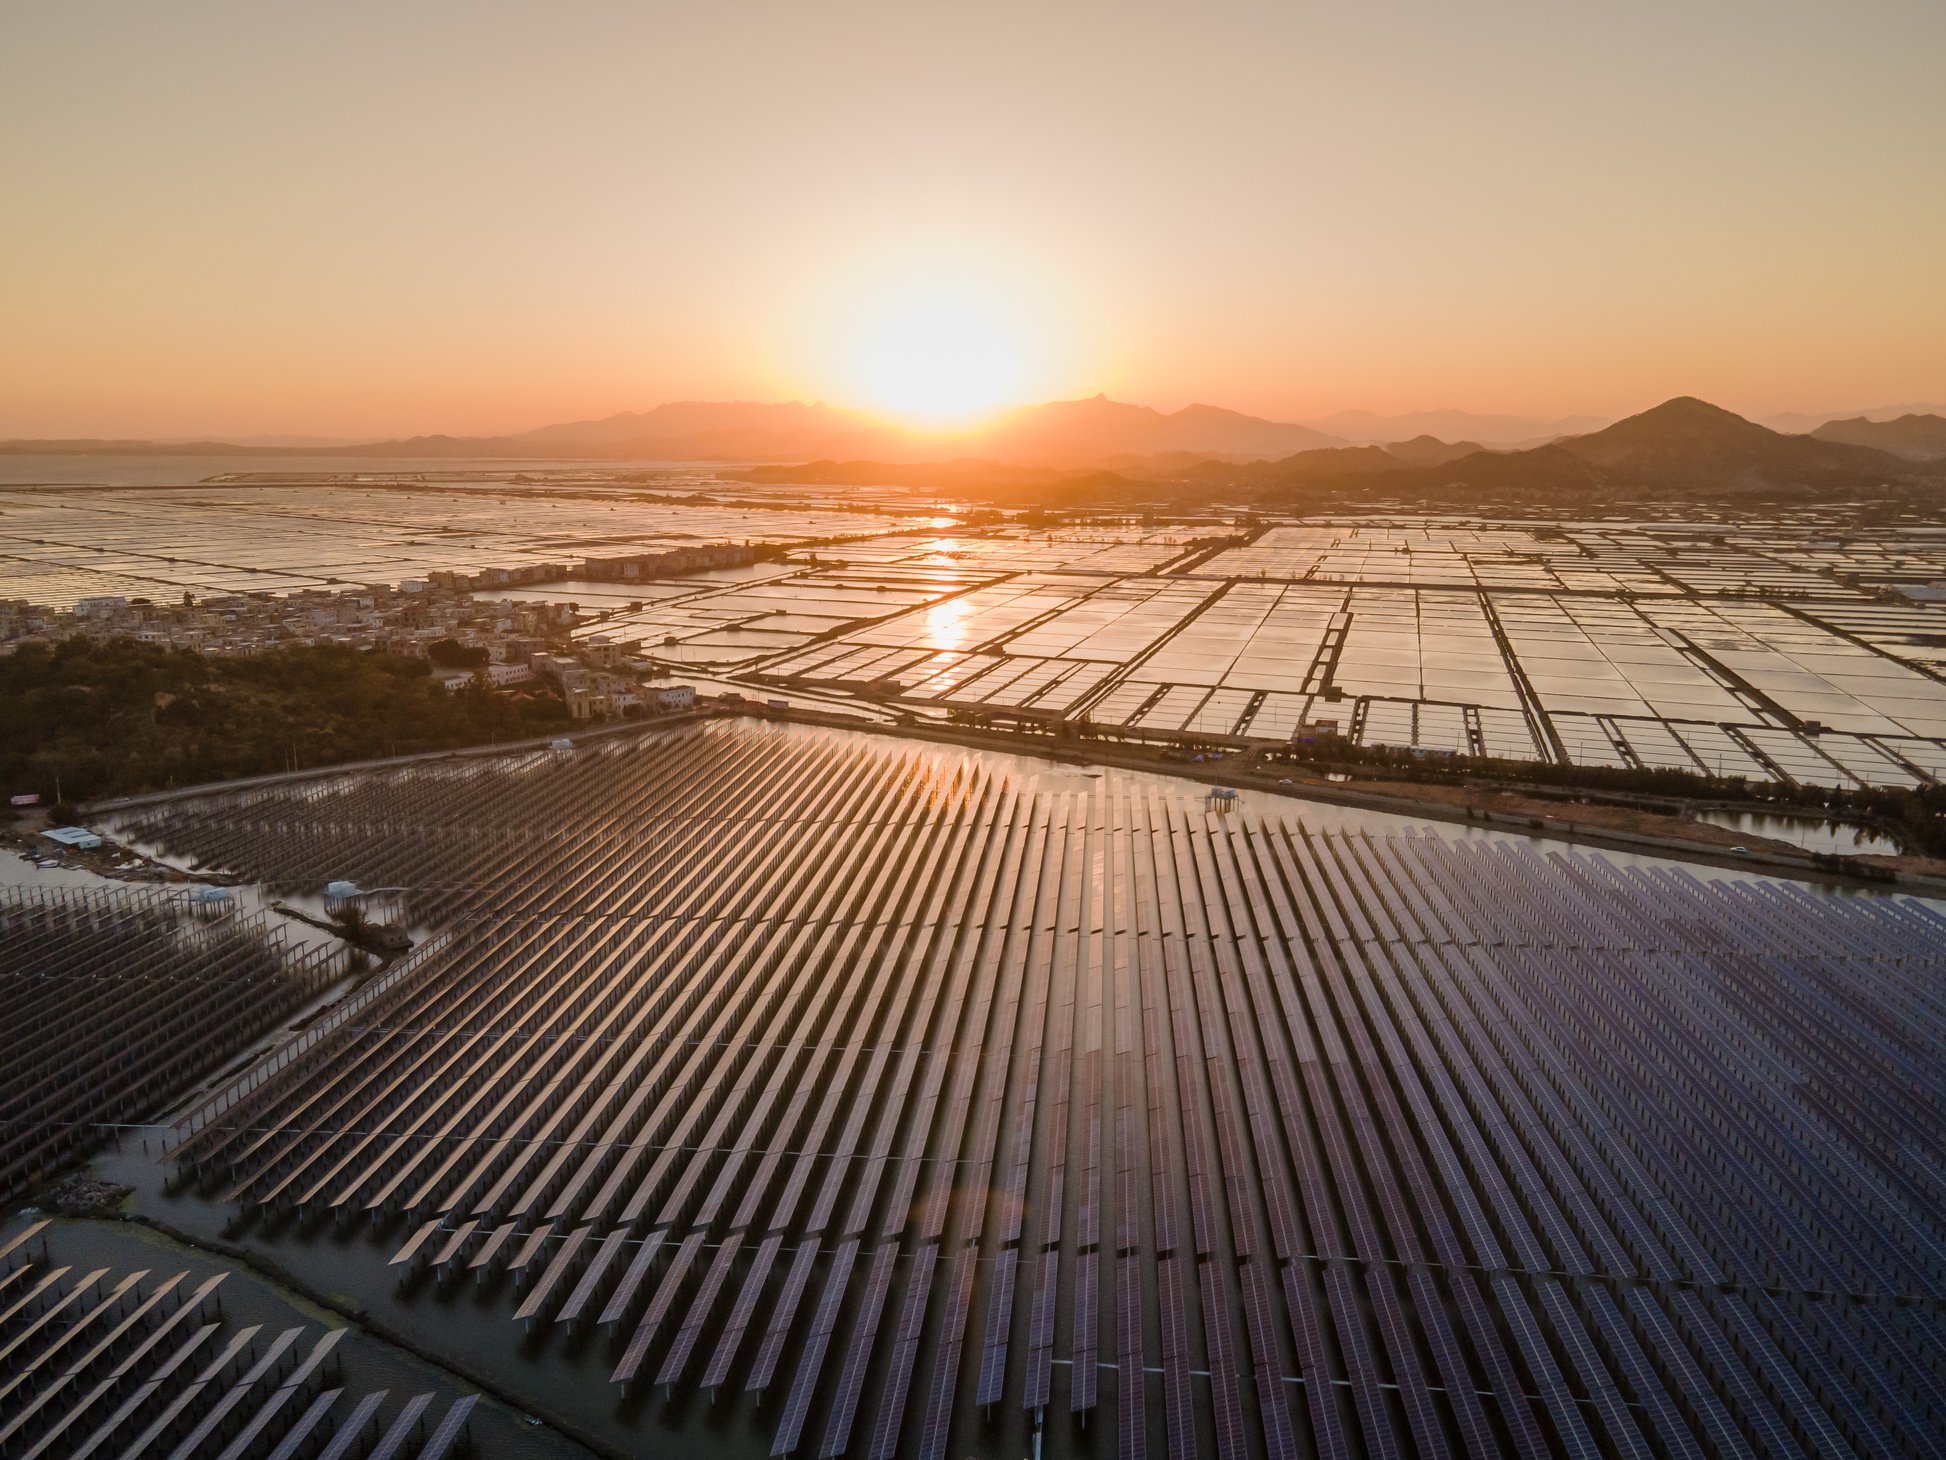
843 278 1037 431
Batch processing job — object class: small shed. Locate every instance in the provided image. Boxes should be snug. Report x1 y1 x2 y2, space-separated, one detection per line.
41 826 103 850
191 886 235 920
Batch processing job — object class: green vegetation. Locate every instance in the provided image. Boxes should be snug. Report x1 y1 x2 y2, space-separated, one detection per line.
0 638 568 803
426 637 489 668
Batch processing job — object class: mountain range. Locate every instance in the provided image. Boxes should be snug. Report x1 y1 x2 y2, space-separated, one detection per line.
742 398 1946 508
1762 403 1946 435
1298 408 1606 446
420 397 1606 460
4 398 1943 505
293 396 1349 467
1808 414 1946 461
1167 396 1944 505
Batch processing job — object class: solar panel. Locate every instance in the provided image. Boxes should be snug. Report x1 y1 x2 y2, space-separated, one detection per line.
261 1389 342 1460
1023 1253 1058 1412
1116 1253 1147 1460
974 1247 1017 1408
882 1245 948 1460
771 1240 858 1455
91 719 1946 1460
1199 1262 1248 1460
1069 1250 1098 1413
556 1227 630 1326
514 1223 591 1323
363 1392 433 1460
658 1233 743 1387
817 1244 897 1458
748 1240 822 1395
910 1253 973 1460
702 1233 780 1390
614 1228 706 1384
597 1228 667 1328
416 1395 479 1460
312 1390 388 1460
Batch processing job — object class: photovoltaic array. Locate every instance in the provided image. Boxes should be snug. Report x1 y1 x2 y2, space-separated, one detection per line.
0 1221 479 1459
114 721 1946 1459
0 887 337 1201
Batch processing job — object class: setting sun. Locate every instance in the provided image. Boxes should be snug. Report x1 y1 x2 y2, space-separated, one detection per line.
841 277 1040 431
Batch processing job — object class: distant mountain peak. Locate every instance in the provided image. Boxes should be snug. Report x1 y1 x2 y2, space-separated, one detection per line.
1663 395 1750 419
1611 396 1756 429
1383 434 1485 466
1302 406 1610 446
1173 402 1259 421
1550 395 1907 488
1810 412 1946 461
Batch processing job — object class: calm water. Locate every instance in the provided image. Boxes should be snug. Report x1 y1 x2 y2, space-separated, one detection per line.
1694 807 1900 856
0 453 717 487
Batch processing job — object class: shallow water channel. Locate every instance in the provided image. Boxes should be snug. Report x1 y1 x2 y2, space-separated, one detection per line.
1692 807 1900 856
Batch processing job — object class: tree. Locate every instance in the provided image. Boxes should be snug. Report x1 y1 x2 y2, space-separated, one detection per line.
427 638 488 669
0 638 567 804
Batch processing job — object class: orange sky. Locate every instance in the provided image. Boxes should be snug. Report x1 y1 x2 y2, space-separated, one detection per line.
2 1 1943 439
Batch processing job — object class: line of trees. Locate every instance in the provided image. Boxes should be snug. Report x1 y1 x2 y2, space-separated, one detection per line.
0 638 569 805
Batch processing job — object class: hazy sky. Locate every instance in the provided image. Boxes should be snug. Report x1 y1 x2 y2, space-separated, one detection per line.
3 0 1943 438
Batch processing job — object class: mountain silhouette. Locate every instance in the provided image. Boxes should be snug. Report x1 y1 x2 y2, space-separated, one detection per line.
296 395 1343 466
1197 397 1934 503
969 395 1341 464
1383 435 1485 466
1809 413 1946 461
1301 407 1608 446
10 397 1942 500
1547 396 1902 490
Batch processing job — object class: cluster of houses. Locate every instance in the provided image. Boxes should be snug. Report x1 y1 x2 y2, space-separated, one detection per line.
429 642 695 721
2 583 696 725
0 582 577 659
